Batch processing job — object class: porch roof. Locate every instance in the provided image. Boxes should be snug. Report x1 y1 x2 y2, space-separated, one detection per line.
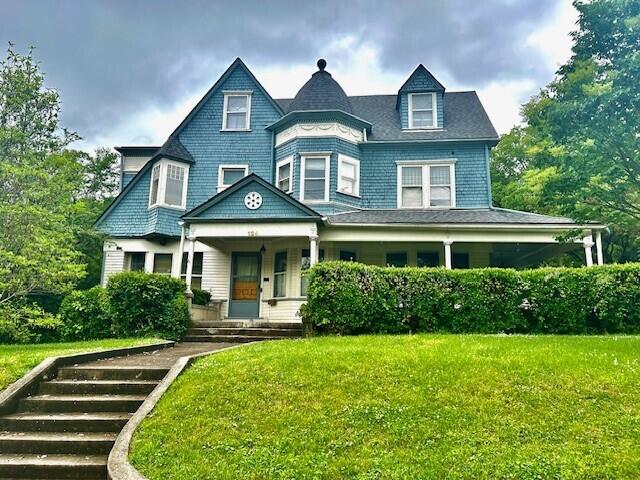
326 208 605 228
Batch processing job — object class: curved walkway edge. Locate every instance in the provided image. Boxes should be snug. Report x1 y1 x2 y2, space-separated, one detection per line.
107 343 250 480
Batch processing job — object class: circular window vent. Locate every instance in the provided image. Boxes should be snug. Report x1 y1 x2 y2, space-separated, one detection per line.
244 191 263 210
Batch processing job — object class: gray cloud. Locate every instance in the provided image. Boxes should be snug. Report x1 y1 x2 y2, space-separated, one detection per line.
1 0 560 144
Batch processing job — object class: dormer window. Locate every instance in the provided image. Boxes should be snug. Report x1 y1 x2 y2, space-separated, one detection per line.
408 93 437 129
222 92 251 131
148 159 189 209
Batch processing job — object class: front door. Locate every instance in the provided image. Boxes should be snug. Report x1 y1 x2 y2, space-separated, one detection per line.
228 252 261 318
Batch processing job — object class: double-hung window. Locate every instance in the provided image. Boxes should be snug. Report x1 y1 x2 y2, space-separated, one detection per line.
300 154 330 202
337 155 360 197
273 251 287 298
181 252 203 289
276 157 293 193
126 252 146 272
397 162 455 208
153 253 173 275
217 165 248 191
222 92 251 131
408 93 437 129
148 160 189 209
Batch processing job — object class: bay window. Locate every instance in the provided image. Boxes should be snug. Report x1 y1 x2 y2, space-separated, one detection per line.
408 93 437 129
337 154 360 196
301 154 330 202
222 92 251 131
276 157 293 193
397 161 455 208
148 159 189 209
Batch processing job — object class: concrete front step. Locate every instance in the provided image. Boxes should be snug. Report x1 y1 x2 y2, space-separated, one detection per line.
190 320 302 330
18 395 147 413
182 335 284 343
56 366 170 381
0 412 131 433
39 379 159 396
185 327 301 337
0 453 106 479
0 432 116 454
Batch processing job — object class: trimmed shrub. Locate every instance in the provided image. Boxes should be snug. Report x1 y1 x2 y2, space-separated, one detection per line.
0 304 62 344
59 286 112 340
304 261 640 335
192 288 212 306
106 272 189 340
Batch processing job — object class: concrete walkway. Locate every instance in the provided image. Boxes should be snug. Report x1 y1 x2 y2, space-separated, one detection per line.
0 342 235 479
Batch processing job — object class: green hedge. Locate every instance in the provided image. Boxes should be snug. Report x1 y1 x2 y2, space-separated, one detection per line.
59 286 112 341
0 303 62 344
192 288 212 306
302 262 640 335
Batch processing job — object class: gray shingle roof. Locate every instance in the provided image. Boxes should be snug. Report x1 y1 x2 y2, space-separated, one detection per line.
156 135 194 163
327 208 585 225
288 70 353 113
276 91 498 142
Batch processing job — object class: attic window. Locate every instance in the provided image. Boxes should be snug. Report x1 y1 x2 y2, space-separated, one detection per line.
222 92 251 131
218 164 248 192
408 93 437 129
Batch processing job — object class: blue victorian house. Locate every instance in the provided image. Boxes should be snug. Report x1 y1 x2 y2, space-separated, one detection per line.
96 58 604 322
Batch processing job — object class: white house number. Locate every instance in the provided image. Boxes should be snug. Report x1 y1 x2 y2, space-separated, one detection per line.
244 191 263 210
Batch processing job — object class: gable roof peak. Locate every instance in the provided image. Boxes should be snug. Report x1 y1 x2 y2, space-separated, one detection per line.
398 64 446 93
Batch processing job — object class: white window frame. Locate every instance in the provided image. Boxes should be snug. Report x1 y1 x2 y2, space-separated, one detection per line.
396 160 456 209
337 154 360 197
217 164 249 192
300 153 331 203
276 156 294 194
408 92 438 129
148 159 189 210
273 251 287 298
221 91 252 131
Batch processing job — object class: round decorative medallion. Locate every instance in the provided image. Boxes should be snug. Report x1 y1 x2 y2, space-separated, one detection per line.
244 191 263 210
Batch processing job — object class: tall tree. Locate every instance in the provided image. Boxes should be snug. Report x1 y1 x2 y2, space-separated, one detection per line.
492 0 640 262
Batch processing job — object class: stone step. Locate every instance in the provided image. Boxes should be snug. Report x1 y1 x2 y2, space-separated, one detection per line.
0 432 116 455
56 366 169 381
39 379 159 395
190 320 302 330
0 453 106 479
185 327 302 337
182 335 284 343
0 412 131 433
18 394 146 413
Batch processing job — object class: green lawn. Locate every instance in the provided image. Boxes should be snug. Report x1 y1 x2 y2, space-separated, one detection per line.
131 335 640 480
0 338 162 391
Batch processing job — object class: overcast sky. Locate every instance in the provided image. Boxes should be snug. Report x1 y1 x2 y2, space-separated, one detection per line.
1 0 577 152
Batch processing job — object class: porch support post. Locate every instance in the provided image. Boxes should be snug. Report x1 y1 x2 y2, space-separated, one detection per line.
172 221 186 278
444 240 453 270
309 235 319 266
595 230 604 265
185 235 196 296
583 235 594 267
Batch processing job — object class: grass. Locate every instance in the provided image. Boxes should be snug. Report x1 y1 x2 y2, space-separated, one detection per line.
0 338 162 391
130 335 640 480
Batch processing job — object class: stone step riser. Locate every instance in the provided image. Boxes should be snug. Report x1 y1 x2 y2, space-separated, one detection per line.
57 367 169 381
0 462 106 479
0 438 114 455
17 398 144 414
39 381 158 395
0 417 128 433
182 335 280 343
185 328 301 337
190 321 302 329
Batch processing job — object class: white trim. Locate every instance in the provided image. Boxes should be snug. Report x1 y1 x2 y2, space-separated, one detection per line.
275 122 364 147
217 164 249 192
396 161 456 209
276 156 294 193
221 92 252 131
408 92 438 129
337 154 360 197
148 159 190 210
300 153 331 203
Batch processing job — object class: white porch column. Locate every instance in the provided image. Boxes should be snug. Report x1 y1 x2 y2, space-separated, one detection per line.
185 235 196 295
595 230 604 265
583 236 594 267
444 240 453 270
172 221 186 277
144 252 154 273
309 235 319 266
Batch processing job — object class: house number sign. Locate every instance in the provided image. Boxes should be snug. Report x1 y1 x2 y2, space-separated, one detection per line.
244 191 263 210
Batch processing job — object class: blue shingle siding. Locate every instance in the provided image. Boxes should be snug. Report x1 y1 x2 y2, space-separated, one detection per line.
359 141 490 208
121 172 136 190
193 182 312 220
178 65 282 211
